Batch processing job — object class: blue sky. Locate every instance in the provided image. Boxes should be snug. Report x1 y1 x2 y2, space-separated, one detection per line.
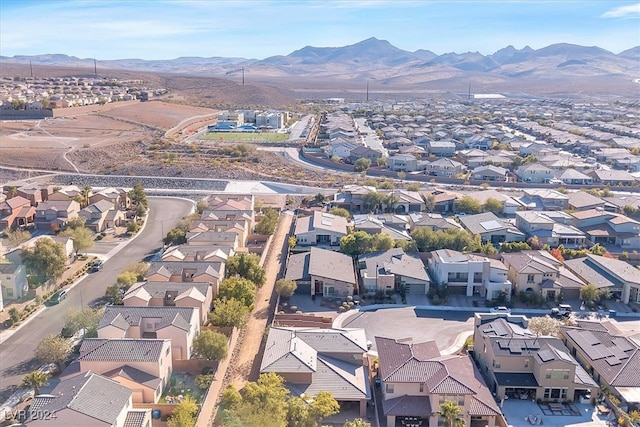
1 1 639 60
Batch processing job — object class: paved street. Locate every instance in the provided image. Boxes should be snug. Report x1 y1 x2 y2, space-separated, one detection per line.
0 197 194 403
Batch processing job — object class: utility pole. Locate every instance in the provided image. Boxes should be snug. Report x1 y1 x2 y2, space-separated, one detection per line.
29 59 33 78
94 58 97 77
366 80 369 102
242 67 245 86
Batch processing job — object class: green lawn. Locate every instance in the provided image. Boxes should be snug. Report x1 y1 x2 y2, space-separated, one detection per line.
201 132 289 142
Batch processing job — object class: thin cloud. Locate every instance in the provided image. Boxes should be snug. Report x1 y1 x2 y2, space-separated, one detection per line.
602 2 640 18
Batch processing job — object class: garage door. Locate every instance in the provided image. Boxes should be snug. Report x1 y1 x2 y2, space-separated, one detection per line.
405 283 425 294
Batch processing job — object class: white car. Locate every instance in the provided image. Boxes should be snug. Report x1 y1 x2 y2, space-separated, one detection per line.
490 306 511 314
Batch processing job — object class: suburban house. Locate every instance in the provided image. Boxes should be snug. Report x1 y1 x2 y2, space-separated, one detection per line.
16 184 44 206
123 281 212 324
62 338 173 404
516 164 554 184
28 371 151 427
331 185 377 213
294 211 349 246
358 248 430 295
515 211 586 248
566 192 606 212
0 196 35 231
285 247 357 297
588 170 636 186
458 212 526 245
429 249 511 300
387 154 421 172
408 212 461 232
426 140 456 157
473 313 598 403
185 231 239 251
0 262 28 301
465 133 494 150
570 209 640 249
375 336 502 427
79 199 126 232
327 141 360 160
467 190 522 216
89 187 130 210
146 261 225 292
33 200 80 231
555 169 594 185
97 306 200 360
564 254 640 304
561 321 640 411
189 219 249 249
47 185 83 202
383 190 426 214
471 165 509 182
348 145 382 164
202 195 255 228
422 189 461 214
426 158 465 177
518 189 569 211
353 215 411 241
161 245 234 264
260 327 370 417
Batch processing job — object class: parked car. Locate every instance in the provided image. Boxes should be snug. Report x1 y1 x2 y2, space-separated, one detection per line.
90 260 104 272
49 290 67 305
550 304 572 318
490 306 511 314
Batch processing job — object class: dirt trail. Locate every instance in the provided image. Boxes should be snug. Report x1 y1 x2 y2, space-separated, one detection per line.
228 211 293 391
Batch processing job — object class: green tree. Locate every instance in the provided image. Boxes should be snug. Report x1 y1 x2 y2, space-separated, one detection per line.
454 196 482 214
438 400 465 427
219 385 242 411
164 227 187 246
275 278 297 298
589 243 607 256
483 198 503 214
340 231 373 256
255 209 279 235
329 207 351 218
226 253 266 286
195 374 214 390
61 226 94 256
580 283 599 304
354 157 371 172
123 262 148 281
218 277 256 309
193 330 228 361
35 334 72 371
117 271 139 287
309 391 340 424
242 373 289 423
128 182 147 208
371 233 395 251
66 216 87 230
500 241 532 253
209 298 250 328
6 229 31 247
21 238 66 282
63 306 104 337
196 199 209 214
21 370 50 396
167 396 198 427
407 182 421 192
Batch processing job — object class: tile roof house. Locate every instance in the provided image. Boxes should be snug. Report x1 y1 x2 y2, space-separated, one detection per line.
160 244 234 263
79 199 125 233
570 209 640 249
28 371 151 427
473 313 598 403
61 338 172 405
185 231 239 250
426 158 465 178
146 261 225 292
556 168 594 185
294 211 349 246
561 321 640 410
88 187 130 210
500 250 563 295
564 254 640 304
380 190 426 214
588 169 637 186
260 327 370 417
98 306 199 360
515 211 586 248
566 191 605 211
353 215 411 241
189 218 250 248
387 154 422 172
515 164 554 184
518 189 569 211
408 212 461 232
358 248 430 295
0 196 35 231
458 212 526 245
285 247 357 297
331 185 378 213
429 249 511 300
33 200 80 231
0 261 28 302
466 190 522 216
376 336 503 427
471 165 509 182
123 281 212 324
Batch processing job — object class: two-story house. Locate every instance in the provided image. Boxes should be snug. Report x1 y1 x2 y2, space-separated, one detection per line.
294 211 349 246
501 250 562 296
426 158 465 177
146 261 225 294
429 249 511 300
123 281 212 324
516 164 554 184
358 248 430 295
160 244 234 264
261 327 370 417
0 196 35 231
28 371 151 427
34 200 80 231
515 211 586 248
426 140 456 157
97 306 199 360
89 187 130 210
387 154 420 172
473 313 598 403
79 199 125 232
458 212 526 245
570 209 640 249
408 212 461 232
471 165 509 182
376 336 502 427
0 261 28 301
62 338 173 404
185 231 239 251
331 185 378 213
189 219 249 249
285 247 357 297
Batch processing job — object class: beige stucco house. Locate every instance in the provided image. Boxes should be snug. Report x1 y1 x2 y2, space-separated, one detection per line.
285 247 357 297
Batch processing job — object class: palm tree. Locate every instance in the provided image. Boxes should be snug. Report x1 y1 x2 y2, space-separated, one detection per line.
81 186 92 208
21 371 50 396
438 401 465 427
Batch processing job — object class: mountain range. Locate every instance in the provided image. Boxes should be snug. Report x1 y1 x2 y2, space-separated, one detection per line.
2 38 639 97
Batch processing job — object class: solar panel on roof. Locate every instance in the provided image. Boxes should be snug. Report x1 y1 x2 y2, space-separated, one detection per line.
321 212 336 219
492 322 509 337
605 357 622 366
480 220 503 231
612 337 634 352
538 349 555 362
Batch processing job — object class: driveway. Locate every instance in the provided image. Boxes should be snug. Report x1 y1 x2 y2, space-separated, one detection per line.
0 197 194 403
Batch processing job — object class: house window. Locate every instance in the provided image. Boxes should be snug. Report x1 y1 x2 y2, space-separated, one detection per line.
419 383 424 393
493 360 501 368
525 359 529 368
385 384 394 394
6 289 13 297
527 274 535 283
